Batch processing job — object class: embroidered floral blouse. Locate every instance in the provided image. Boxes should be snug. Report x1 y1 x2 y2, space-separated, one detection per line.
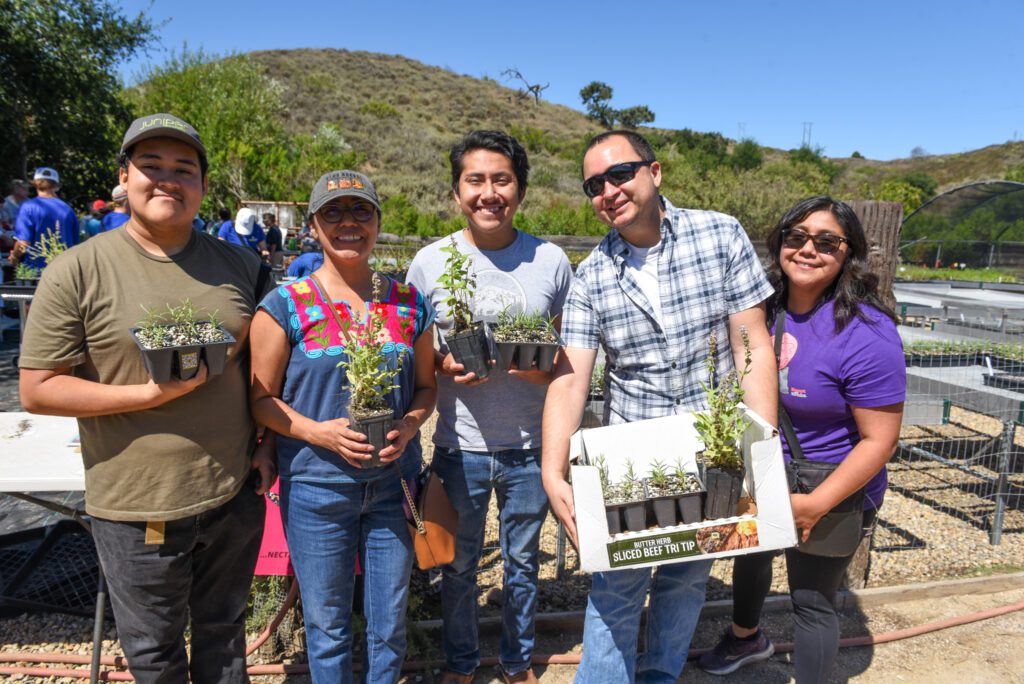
258 275 435 482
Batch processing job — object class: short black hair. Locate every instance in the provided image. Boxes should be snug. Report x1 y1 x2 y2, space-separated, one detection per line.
118 144 210 178
449 130 529 195
218 207 231 221
582 130 656 175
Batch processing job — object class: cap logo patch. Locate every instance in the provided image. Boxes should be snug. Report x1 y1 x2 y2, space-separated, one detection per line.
139 116 188 132
352 179 364 189
327 180 337 190
339 179 351 188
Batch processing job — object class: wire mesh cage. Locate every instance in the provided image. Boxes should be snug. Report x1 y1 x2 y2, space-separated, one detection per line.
0 520 107 618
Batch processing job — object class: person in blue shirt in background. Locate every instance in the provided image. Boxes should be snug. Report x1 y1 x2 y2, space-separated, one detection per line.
84 200 107 238
287 251 324 278
101 184 130 231
219 207 269 259
9 167 79 270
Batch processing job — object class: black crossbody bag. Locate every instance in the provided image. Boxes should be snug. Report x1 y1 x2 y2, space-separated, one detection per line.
775 313 866 557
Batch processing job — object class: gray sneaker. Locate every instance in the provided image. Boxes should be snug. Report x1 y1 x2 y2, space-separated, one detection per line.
697 628 775 676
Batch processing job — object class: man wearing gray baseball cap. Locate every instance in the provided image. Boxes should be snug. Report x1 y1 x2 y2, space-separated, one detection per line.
19 112 274 683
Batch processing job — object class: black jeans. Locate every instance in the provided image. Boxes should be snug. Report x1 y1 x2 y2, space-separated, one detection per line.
91 486 265 684
732 507 878 683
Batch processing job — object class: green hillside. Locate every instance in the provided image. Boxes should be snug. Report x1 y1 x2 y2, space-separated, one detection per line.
250 49 603 215
131 48 1024 238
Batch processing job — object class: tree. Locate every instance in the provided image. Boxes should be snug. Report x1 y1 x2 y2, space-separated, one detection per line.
579 81 656 129
128 49 285 210
731 139 763 171
0 0 156 205
501 68 548 105
910 146 929 158
617 105 655 129
128 49 361 212
902 171 938 199
580 81 615 127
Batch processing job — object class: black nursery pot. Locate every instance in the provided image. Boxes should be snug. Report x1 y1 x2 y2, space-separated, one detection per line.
493 336 562 373
581 397 605 429
445 322 492 379
348 411 394 468
650 495 679 528
622 501 648 532
129 326 236 385
605 505 623 535
703 467 745 521
677 490 704 525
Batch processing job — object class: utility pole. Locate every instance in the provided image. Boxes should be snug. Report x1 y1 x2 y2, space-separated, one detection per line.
802 122 813 148
737 122 746 140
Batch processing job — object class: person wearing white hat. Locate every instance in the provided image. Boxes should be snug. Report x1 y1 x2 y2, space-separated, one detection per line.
101 184 130 232
218 206 268 258
8 167 79 268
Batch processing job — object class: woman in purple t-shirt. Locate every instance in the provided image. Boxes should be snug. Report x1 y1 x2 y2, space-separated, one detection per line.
699 196 905 681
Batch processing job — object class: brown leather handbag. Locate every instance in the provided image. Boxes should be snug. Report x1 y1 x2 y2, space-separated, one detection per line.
401 469 458 570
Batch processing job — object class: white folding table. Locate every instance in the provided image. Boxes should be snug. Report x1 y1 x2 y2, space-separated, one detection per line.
0 412 105 683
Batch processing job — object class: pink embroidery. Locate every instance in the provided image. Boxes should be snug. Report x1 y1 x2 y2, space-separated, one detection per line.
283 278 419 353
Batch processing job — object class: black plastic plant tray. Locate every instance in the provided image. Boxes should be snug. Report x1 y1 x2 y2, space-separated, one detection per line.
0 520 108 618
983 371 1024 393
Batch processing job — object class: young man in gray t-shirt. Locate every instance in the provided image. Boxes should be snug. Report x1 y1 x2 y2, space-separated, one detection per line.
406 131 572 684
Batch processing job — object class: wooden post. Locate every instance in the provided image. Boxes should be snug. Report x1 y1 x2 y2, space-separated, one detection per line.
839 202 903 590
847 200 904 312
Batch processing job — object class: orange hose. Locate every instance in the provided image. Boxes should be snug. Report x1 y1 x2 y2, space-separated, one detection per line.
245 578 300 656
0 596 1020 679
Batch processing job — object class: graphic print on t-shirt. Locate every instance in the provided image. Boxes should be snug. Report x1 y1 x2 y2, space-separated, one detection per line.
472 268 528 320
771 331 798 396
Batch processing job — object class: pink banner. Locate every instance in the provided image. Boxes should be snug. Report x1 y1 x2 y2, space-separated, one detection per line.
255 480 293 576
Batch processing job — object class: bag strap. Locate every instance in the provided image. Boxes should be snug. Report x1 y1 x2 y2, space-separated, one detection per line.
773 312 807 461
308 271 389 349
308 272 355 346
401 477 426 535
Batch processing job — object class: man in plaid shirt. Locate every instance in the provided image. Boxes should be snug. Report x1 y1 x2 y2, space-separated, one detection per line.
541 130 778 683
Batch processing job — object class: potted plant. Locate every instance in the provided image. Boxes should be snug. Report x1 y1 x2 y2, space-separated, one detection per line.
130 299 235 384
595 455 623 535
438 236 492 379
338 275 406 467
617 460 648 532
673 459 705 525
696 328 752 521
645 460 679 528
13 263 40 286
491 308 563 372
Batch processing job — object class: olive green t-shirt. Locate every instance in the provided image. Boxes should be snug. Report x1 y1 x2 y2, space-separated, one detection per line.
20 228 263 521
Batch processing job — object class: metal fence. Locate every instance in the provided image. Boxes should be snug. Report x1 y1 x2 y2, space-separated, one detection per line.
897 315 1024 545
900 239 1024 273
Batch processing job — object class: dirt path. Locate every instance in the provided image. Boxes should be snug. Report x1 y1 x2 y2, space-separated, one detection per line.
388 586 1024 683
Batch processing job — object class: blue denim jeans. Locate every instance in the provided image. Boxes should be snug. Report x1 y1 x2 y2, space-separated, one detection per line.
90 485 264 684
432 446 549 676
576 560 712 684
280 472 413 684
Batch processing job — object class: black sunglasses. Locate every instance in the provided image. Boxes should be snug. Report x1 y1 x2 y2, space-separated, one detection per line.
582 161 653 198
781 227 849 255
318 202 376 224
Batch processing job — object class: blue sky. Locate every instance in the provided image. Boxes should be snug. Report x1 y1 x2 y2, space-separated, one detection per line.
116 0 1022 161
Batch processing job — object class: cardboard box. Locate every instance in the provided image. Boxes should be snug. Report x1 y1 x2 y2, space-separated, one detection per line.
569 405 796 572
